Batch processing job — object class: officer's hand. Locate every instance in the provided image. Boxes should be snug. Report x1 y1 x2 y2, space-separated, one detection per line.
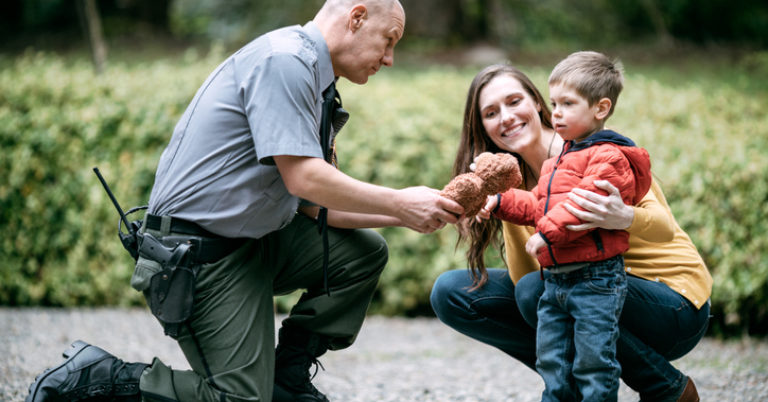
396 186 463 233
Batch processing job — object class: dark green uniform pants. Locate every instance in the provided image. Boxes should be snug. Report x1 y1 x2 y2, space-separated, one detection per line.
138 214 388 401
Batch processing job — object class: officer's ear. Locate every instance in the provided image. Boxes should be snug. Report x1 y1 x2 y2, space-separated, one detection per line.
348 5 367 33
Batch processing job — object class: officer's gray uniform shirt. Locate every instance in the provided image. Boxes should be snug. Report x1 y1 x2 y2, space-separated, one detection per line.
148 22 336 239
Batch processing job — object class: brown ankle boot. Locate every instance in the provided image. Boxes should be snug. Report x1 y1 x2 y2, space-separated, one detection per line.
677 377 700 402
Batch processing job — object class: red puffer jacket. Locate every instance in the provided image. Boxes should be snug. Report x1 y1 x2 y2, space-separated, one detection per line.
496 130 652 268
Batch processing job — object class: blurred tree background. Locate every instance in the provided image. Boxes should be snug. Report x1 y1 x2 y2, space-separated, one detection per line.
1 1 767 337
1 0 767 54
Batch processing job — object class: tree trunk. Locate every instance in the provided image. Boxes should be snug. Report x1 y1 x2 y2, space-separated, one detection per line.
76 0 107 75
639 0 674 47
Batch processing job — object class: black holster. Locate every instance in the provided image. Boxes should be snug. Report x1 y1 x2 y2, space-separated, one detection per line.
137 233 198 338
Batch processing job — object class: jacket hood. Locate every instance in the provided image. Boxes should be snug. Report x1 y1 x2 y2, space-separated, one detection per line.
568 129 636 151
566 129 652 204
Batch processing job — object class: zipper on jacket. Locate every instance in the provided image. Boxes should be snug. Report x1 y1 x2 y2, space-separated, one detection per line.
539 232 556 280
541 145 568 273
591 231 604 251
543 151 565 215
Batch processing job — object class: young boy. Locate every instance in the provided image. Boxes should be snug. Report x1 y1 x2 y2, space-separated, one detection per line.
486 51 652 401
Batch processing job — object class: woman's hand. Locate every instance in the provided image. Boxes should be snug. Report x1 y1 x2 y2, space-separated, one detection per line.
565 180 634 231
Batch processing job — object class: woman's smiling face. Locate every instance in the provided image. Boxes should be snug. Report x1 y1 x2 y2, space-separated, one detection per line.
478 74 543 153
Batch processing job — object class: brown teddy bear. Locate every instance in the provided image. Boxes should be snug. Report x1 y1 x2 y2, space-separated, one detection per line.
440 152 522 217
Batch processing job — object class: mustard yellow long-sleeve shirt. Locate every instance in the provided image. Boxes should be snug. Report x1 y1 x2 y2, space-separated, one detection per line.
502 179 713 309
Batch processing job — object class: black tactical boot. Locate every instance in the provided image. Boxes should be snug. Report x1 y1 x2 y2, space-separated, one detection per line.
272 328 330 402
26 340 148 402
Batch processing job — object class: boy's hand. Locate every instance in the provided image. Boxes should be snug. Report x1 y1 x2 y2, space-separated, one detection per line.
525 232 546 258
475 194 499 222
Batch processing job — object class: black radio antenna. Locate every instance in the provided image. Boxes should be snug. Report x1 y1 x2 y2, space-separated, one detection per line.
92 167 133 234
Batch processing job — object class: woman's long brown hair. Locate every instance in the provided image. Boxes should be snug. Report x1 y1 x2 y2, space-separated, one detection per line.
453 64 553 290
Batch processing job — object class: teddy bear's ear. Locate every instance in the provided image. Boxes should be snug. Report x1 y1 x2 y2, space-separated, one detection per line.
474 152 495 168
474 153 514 178
476 153 522 194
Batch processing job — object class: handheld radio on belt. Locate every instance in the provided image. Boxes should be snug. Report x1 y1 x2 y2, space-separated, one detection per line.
93 167 195 337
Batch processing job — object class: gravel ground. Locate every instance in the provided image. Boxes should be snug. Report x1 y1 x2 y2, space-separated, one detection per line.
2 307 768 401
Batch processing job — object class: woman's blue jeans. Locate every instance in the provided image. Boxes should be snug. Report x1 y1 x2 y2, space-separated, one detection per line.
430 268 710 401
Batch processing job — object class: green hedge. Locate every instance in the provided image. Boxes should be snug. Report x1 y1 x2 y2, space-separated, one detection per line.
0 50 223 307
609 66 768 336
1 50 767 335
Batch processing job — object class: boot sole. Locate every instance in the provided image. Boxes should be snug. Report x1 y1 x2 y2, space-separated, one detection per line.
272 382 329 402
271 382 294 402
26 340 90 402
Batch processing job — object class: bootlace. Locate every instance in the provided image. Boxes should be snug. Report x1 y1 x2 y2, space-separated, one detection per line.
308 356 325 381
275 344 329 401
289 353 326 399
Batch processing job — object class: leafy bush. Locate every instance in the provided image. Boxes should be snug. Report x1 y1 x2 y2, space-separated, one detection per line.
612 66 768 336
2 51 767 336
0 49 223 306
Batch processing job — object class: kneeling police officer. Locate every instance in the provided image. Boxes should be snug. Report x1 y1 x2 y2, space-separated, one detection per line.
25 1 462 401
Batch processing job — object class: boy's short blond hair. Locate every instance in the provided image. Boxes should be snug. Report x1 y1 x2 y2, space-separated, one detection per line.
548 51 624 118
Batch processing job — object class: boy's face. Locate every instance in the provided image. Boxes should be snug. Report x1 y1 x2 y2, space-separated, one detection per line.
549 83 604 142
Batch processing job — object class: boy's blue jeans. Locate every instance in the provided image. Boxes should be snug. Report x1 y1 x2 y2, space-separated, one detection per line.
537 256 627 402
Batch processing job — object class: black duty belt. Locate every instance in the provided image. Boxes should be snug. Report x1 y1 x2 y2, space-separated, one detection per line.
145 214 222 238
144 214 247 264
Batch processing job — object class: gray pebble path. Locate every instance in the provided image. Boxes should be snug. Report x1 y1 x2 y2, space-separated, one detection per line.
2 308 767 401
